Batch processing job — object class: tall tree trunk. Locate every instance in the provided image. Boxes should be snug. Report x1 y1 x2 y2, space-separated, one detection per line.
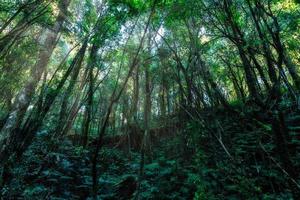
246 0 278 85
131 66 140 122
0 0 70 139
250 53 271 91
223 58 246 101
137 49 152 200
82 66 94 147
81 42 99 147
0 40 88 165
159 72 167 118
56 40 88 136
200 59 229 108
90 2 157 195
223 0 262 104
256 0 300 90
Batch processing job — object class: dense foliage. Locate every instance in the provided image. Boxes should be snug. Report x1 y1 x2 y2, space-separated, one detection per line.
0 0 300 199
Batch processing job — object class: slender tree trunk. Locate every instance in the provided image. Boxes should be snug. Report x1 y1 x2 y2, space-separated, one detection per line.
256 0 300 90
159 76 166 118
82 67 94 147
246 0 278 85
250 53 271 91
0 0 70 139
223 0 262 104
132 66 140 122
283 53 300 91
224 58 246 101
91 2 157 195
137 46 152 200
82 43 99 147
56 40 88 136
237 46 261 102
0 40 87 165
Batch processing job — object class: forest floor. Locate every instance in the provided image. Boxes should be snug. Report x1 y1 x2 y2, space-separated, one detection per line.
1 102 300 199
1 132 197 199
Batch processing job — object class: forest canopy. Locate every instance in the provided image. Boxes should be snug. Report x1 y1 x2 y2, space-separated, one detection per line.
0 0 300 199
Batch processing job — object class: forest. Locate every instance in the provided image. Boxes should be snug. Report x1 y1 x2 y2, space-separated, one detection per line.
0 0 300 199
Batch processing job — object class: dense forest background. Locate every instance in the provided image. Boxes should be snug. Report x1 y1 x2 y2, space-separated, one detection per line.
0 0 300 199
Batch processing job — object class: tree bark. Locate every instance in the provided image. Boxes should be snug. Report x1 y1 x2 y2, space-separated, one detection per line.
82 44 98 147
0 40 87 165
0 0 70 141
